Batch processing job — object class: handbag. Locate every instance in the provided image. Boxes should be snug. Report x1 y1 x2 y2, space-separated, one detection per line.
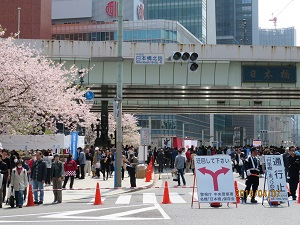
95 162 101 169
172 169 178 181
9 187 15 208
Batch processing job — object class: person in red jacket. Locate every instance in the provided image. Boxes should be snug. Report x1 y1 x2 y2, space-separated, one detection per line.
62 155 77 189
27 153 36 176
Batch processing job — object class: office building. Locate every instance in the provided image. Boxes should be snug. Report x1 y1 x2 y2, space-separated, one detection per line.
52 0 201 44
259 27 296 46
144 0 216 44
215 0 258 45
0 0 52 39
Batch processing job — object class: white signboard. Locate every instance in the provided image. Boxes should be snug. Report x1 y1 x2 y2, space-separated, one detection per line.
140 128 151 145
264 155 289 202
194 155 236 203
138 145 147 164
134 53 164 65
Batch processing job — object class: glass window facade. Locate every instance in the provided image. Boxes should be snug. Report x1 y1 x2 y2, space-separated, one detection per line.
137 114 210 141
144 0 207 43
215 0 258 45
51 20 200 44
259 27 296 46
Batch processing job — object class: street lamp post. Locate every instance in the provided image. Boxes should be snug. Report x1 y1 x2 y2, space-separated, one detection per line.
17 7 21 39
78 66 84 87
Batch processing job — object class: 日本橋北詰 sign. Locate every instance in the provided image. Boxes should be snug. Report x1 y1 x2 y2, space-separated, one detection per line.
134 53 164 65
242 66 296 83
194 155 236 203
264 155 288 202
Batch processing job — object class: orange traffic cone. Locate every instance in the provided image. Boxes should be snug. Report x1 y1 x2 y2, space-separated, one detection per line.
26 184 35 207
297 181 300 204
93 182 103 205
234 181 240 204
162 181 172 204
145 167 151 182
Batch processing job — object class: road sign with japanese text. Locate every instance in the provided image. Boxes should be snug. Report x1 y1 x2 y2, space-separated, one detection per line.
194 155 236 203
264 155 288 202
134 53 164 65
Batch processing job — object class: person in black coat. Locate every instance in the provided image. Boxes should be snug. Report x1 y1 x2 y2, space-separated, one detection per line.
287 146 300 200
0 154 8 208
243 148 262 203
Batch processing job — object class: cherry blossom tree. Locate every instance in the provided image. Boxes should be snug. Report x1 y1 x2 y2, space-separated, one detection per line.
0 25 96 134
108 113 140 146
0 25 140 145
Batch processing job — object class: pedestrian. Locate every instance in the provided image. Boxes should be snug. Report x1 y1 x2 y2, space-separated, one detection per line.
51 154 64 204
243 148 261 203
62 154 77 189
84 148 92 177
109 151 114 177
0 154 8 208
126 153 139 187
121 155 127 180
10 159 28 208
77 147 86 179
186 149 192 173
30 151 47 205
157 149 164 173
287 146 300 200
43 151 53 186
93 148 103 179
191 150 197 174
101 150 111 180
174 149 186 186
1 149 11 203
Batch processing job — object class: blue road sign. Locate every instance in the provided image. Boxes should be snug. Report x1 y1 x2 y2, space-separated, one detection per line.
85 91 95 100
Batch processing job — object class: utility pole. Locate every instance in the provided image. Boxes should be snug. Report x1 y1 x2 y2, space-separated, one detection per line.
115 0 123 187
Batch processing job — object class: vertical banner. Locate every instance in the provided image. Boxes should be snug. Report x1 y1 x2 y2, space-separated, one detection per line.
70 131 79 160
264 155 288 202
194 155 236 203
140 128 151 146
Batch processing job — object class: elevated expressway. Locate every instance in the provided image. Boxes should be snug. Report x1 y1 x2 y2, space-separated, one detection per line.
21 40 300 114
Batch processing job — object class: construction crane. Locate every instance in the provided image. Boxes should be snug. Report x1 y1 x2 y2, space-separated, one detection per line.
269 0 294 29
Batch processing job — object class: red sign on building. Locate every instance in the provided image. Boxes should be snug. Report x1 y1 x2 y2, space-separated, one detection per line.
106 1 118 17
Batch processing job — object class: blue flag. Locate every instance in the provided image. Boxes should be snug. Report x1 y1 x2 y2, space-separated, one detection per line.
70 132 78 160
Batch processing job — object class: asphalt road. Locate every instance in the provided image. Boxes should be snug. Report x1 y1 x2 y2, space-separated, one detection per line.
0 173 299 225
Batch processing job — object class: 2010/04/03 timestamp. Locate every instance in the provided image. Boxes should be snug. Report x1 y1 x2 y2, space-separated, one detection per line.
237 190 281 198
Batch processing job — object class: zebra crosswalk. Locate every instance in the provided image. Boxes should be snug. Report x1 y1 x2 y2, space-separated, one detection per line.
88 192 196 205
87 192 294 205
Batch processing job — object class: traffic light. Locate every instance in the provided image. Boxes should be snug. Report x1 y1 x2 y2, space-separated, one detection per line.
171 52 198 71
260 130 268 133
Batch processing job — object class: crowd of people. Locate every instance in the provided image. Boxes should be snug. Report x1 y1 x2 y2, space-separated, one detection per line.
0 144 299 208
151 145 300 202
0 145 141 208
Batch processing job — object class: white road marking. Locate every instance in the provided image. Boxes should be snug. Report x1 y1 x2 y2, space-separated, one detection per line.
87 197 106 204
169 192 186 203
143 193 157 204
115 195 132 204
189 192 198 201
39 204 170 221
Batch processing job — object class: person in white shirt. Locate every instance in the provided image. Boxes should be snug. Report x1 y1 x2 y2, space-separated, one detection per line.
11 159 29 208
